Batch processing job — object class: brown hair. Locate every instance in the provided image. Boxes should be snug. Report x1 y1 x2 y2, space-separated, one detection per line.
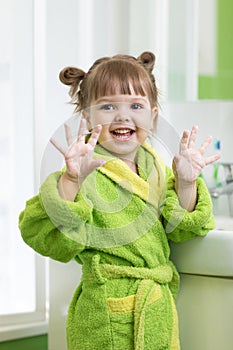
59 51 158 112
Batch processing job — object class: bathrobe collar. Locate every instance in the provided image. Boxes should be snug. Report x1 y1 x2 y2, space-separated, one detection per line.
94 142 166 208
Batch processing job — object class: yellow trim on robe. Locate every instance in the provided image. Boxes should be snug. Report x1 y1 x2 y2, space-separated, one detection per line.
108 285 162 314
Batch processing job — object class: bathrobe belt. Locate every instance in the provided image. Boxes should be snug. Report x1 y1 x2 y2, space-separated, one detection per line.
82 255 174 350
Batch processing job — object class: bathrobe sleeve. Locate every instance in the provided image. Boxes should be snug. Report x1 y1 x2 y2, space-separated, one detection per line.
161 167 215 242
19 171 91 262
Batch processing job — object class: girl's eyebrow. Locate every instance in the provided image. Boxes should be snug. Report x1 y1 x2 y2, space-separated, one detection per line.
95 96 148 104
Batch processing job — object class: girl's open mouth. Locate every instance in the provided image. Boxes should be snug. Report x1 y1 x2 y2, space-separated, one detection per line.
111 128 135 141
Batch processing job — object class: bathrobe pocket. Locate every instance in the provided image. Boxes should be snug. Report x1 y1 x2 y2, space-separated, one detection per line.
108 294 135 349
107 284 163 350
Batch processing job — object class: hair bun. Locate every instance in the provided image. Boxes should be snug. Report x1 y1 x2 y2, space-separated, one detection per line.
59 66 86 86
137 51 155 72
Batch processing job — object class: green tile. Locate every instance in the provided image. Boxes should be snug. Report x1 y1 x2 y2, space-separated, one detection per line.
0 335 48 350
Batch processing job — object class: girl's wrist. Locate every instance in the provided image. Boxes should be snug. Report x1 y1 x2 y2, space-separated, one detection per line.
62 171 79 183
58 172 84 201
174 177 197 212
175 177 196 190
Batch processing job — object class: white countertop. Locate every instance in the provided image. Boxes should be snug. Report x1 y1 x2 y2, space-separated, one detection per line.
170 216 233 277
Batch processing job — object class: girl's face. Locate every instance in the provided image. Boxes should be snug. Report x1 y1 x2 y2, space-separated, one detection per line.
83 93 157 162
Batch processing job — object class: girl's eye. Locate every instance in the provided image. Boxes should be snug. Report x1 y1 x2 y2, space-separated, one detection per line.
131 103 143 110
99 104 115 111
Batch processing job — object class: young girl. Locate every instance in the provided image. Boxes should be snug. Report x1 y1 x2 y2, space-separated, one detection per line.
19 52 220 349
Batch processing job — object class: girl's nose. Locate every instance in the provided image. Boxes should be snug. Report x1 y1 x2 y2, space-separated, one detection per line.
115 114 131 122
114 106 132 122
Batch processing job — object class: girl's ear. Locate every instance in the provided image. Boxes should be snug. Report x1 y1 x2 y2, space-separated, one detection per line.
150 107 158 131
82 110 92 130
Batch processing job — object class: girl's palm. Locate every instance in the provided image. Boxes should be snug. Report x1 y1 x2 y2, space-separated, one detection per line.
173 126 221 183
50 119 105 180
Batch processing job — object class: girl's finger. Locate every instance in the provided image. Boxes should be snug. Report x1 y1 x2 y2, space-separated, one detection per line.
199 135 212 155
88 124 102 148
50 137 66 155
205 153 221 166
179 130 189 153
188 125 198 149
77 119 89 144
64 124 73 146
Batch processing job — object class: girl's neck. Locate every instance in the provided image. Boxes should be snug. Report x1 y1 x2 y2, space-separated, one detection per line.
120 157 138 174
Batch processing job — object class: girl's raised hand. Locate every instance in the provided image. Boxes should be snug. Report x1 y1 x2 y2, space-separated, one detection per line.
173 125 221 184
50 119 106 182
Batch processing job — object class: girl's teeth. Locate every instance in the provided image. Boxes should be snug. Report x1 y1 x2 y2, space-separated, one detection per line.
114 129 131 134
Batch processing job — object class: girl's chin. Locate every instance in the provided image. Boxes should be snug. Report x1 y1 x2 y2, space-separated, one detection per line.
99 137 139 147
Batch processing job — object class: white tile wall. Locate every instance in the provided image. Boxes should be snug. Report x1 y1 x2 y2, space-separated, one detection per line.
160 101 233 216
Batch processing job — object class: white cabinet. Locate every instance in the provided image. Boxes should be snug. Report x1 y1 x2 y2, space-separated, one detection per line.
177 274 233 350
170 219 233 350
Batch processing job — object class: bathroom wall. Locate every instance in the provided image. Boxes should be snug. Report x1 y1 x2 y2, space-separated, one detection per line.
162 101 233 163
161 100 233 216
199 0 233 99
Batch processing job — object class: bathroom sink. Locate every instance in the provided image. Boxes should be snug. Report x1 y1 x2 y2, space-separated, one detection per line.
214 216 233 231
170 216 233 277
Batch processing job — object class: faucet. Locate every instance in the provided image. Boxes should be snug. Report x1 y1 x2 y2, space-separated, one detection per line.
208 163 233 217
209 182 233 198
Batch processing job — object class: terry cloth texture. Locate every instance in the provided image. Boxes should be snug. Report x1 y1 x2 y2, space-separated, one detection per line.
19 142 215 350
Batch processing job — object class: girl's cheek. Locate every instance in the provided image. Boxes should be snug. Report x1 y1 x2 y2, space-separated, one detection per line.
91 115 110 128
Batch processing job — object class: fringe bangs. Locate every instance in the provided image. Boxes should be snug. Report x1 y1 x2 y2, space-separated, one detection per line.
89 60 148 103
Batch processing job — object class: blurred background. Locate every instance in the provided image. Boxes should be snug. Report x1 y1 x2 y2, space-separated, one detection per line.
0 0 232 349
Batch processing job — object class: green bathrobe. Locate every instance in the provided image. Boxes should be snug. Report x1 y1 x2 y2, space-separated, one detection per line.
19 142 215 350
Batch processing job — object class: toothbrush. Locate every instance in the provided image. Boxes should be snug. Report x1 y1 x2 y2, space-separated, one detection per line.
213 138 221 187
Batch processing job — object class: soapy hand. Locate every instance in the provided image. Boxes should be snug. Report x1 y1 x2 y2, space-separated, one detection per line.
172 125 221 184
50 119 106 181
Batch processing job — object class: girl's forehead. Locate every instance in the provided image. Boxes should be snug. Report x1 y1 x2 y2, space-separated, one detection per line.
92 81 147 99
88 70 156 108
94 94 151 105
